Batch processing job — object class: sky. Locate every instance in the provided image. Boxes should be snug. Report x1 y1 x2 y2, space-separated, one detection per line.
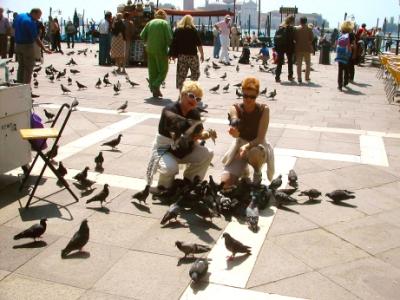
2 0 399 28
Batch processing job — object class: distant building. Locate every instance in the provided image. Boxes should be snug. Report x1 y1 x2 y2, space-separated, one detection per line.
264 10 329 30
183 0 194 10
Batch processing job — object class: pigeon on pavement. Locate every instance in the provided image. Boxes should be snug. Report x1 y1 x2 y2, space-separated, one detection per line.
269 174 282 191
288 169 298 188
246 197 259 233
73 166 89 182
76 81 87 90
95 78 102 88
299 189 322 200
117 101 128 112
132 185 150 204
94 152 104 170
14 219 47 241
267 89 277 100
189 258 208 283
222 232 251 260
325 189 355 202
101 134 123 150
85 184 109 206
175 241 211 258
209 84 220 93
61 84 71 94
160 201 181 225
44 109 54 121
61 219 89 258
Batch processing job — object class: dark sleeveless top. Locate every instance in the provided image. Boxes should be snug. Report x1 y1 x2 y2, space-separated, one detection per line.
234 103 265 141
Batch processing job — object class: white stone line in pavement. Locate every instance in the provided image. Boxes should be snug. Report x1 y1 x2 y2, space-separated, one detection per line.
359 135 389 167
204 155 297 289
275 148 362 164
39 104 400 139
180 282 305 300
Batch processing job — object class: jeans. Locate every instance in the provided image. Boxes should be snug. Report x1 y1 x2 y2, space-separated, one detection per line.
213 35 221 58
275 51 293 80
66 34 75 48
338 62 349 88
99 34 111 65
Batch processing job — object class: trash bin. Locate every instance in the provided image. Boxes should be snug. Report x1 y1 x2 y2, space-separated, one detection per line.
319 41 331 65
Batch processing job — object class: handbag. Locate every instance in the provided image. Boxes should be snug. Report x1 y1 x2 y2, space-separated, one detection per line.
30 112 48 150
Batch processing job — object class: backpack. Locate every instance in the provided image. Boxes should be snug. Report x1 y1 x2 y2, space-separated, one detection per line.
274 26 287 51
335 33 352 64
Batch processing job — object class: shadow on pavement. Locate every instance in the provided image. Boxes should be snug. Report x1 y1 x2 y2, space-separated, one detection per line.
144 97 173 106
13 240 48 249
226 253 251 270
131 201 151 214
62 251 91 259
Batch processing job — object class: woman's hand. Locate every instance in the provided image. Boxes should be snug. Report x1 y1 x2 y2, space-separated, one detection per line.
238 144 249 159
228 126 240 138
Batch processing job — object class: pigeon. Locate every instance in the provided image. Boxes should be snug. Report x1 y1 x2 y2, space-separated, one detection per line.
46 145 58 160
235 88 243 98
9 66 15 74
128 79 140 87
222 83 230 93
212 61 221 69
78 178 96 190
43 109 54 121
195 201 217 222
33 79 39 88
31 93 40 98
33 66 42 73
299 189 322 200
113 84 120 94
259 65 266 72
189 258 208 283
246 198 259 233
86 184 109 206
288 169 298 188
267 89 277 100
209 84 220 93
220 72 227 80
104 72 109 79
175 241 211 258
233 82 242 87
56 161 68 186
70 69 80 74
49 74 55 82
45 68 53 76
71 98 79 110
205 57 210 62
269 174 282 191
325 190 355 202
61 84 71 94
277 188 297 196
236 65 240 72
66 58 77 65
101 134 122 150
222 233 251 260
116 80 121 89
94 152 104 170
103 77 111 86
205 69 210 78
259 88 267 96
93 78 101 89
160 201 181 225
275 191 298 207
33 72 37 78
67 76 72 85
73 166 90 182
61 219 89 258
117 101 128 112
76 81 87 90
13 219 47 241
56 72 63 80
227 112 240 128
132 185 150 204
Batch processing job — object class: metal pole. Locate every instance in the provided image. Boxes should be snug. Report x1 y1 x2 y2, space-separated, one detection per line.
344 12 347 21
156 0 159 9
257 0 261 37
233 0 236 22
248 14 250 35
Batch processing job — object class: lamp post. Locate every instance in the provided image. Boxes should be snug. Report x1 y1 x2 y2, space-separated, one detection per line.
257 0 261 37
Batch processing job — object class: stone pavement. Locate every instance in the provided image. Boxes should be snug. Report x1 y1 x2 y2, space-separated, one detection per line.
1 43 400 300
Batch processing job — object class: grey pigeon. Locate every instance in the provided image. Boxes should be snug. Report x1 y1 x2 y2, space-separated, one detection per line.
288 169 298 188
132 185 150 204
103 77 111 86
275 191 298 207
113 84 120 94
61 84 71 94
269 174 282 191
71 98 79 110
209 84 220 93
195 201 217 222
101 134 122 150
14 219 47 241
325 189 355 202
236 65 240 72
76 81 87 90
160 201 181 225
212 61 221 69
61 219 89 258
86 184 109 206
128 79 139 87
222 232 251 260
299 189 322 200
220 72 227 80
222 83 230 93
67 77 72 85
56 161 68 186
267 89 277 99
175 241 211 258
236 88 243 98
246 198 259 233
189 258 208 283
259 88 267 96
117 101 128 112
73 166 89 182
44 109 54 121
33 79 38 88
94 152 104 170
49 74 55 82
70 69 80 74
95 78 101 88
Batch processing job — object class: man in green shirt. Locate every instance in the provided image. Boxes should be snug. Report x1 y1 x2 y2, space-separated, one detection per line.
140 9 172 98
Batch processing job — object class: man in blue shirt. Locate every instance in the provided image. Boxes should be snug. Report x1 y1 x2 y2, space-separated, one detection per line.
13 8 51 84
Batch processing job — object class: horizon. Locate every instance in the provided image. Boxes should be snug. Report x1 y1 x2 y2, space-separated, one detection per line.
2 0 399 30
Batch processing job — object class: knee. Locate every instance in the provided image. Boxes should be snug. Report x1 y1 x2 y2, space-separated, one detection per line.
160 162 179 176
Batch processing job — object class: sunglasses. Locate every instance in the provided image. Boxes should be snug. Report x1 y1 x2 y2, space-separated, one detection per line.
242 94 257 99
186 92 202 102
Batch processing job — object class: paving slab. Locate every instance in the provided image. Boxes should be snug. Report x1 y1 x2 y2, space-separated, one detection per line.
0 273 85 300
376 247 400 270
320 257 400 300
92 250 190 300
326 215 400 255
272 228 368 269
16 237 127 289
251 271 359 300
78 290 136 300
0 269 10 281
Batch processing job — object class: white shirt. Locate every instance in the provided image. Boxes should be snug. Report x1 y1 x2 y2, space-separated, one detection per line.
98 19 110 35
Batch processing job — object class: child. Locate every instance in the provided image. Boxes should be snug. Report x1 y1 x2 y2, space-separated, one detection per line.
258 42 270 65
238 42 250 64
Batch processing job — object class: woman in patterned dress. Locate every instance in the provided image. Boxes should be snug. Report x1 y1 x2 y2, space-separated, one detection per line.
110 13 126 74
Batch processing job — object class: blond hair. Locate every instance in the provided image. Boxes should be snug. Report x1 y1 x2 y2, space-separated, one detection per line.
341 21 354 33
178 15 195 29
155 9 167 20
181 81 203 98
282 15 294 27
241 76 260 94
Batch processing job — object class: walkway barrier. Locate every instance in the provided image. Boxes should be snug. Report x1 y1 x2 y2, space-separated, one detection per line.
378 53 400 104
